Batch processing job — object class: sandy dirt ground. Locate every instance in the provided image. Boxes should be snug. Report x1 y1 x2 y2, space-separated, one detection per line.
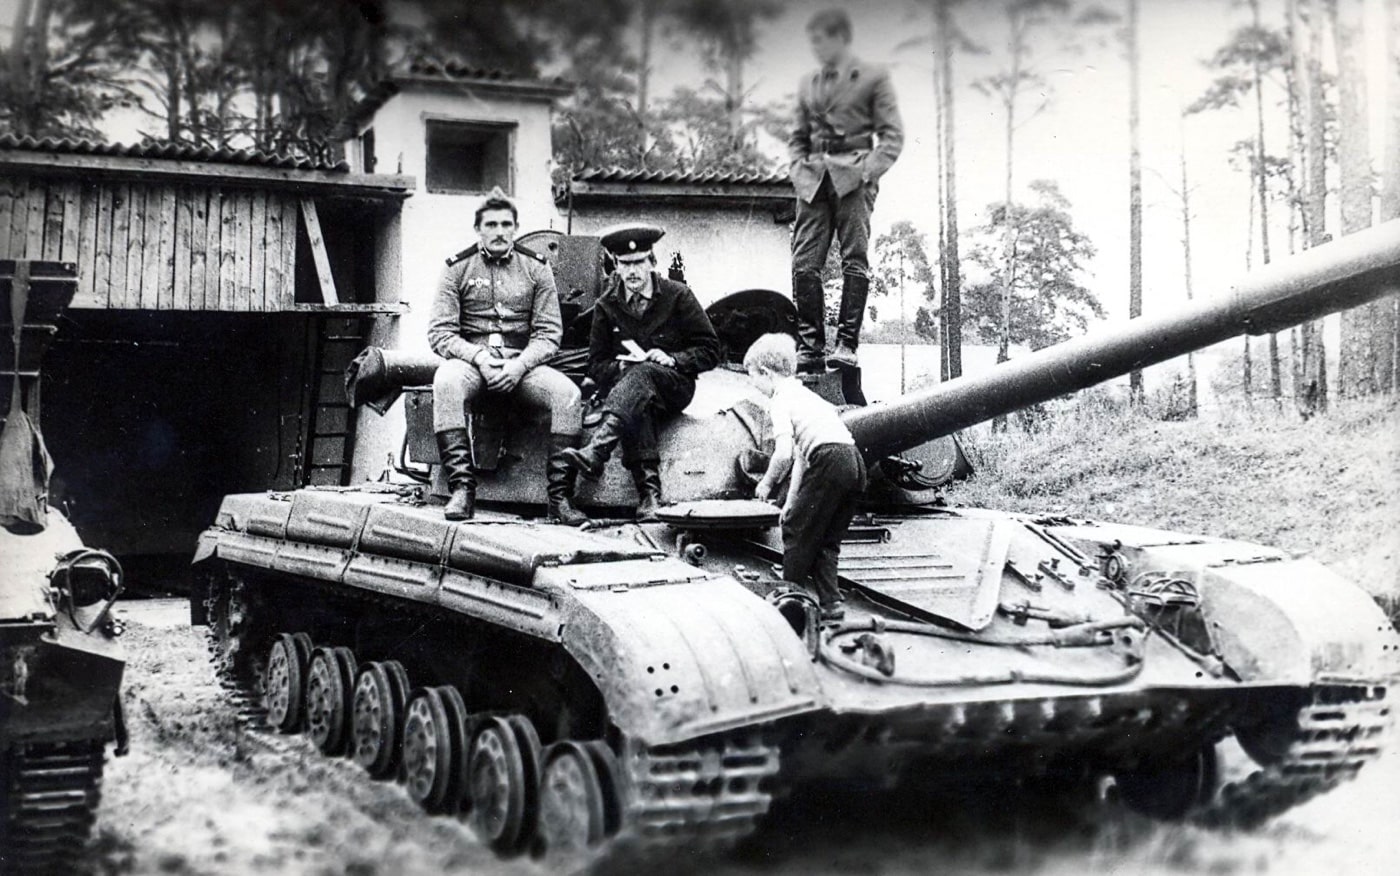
84 598 1397 876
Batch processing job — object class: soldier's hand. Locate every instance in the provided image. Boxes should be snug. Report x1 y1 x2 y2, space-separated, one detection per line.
754 482 772 502
645 348 676 368
488 359 526 392
479 359 507 391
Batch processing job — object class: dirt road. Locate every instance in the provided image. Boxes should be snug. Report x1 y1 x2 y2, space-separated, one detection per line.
88 599 1396 876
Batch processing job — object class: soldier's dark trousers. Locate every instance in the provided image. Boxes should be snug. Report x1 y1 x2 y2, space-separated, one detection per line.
782 443 867 608
791 174 878 349
599 362 695 465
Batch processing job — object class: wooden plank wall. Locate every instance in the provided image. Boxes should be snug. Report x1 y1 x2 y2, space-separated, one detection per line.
0 174 297 311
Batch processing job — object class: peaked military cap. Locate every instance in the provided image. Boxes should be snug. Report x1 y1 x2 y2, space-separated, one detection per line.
600 223 665 258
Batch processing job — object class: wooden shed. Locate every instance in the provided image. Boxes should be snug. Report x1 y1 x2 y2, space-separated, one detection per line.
0 135 413 582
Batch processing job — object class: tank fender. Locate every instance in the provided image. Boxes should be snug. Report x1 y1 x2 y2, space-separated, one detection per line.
1199 556 1400 683
549 570 825 746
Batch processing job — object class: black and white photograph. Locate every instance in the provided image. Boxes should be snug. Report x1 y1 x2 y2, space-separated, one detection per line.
1 0 1397 873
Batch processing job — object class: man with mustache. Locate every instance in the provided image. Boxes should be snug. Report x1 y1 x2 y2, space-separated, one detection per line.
427 188 586 525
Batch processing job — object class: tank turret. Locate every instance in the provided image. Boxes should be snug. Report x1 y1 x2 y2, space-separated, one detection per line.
193 223 1400 869
2 261 127 874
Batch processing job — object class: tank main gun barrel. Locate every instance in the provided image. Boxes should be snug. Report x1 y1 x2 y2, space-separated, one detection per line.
844 219 1400 459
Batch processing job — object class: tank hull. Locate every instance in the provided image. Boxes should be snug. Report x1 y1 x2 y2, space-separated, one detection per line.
1 511 126 875
190 487 1397 861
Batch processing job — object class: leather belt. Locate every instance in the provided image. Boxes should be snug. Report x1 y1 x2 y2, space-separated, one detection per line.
812 134 873 154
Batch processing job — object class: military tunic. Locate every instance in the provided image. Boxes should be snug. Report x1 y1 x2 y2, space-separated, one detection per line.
428 246 562 368
787 55 904 357
586 273 720 464
427 245 579 434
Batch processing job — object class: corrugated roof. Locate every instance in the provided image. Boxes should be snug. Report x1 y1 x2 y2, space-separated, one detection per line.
0 133 349 172
573 166 790 186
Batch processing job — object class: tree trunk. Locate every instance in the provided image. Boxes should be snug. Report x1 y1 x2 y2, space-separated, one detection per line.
1179 111 1198 418
1385 0 1400 392
8 0 33 111
10 0 53 138
994 11 1024 432
1248 0 1281 404
725 52 744 153
1297 0 1328 414
1128 0 1144 404
1332 0 1383 397
933 4 949 381
938 0 963 381
638 0 655 165
1244 173 1255 403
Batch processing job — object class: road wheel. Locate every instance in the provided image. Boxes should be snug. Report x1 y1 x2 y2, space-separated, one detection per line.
263 634 306 733
538 740 608 861
468 715 531 853
351 662 406 778
305 648 353 755
402 687 456 813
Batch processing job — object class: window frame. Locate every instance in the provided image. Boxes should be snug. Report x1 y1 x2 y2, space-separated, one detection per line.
423 117 517 196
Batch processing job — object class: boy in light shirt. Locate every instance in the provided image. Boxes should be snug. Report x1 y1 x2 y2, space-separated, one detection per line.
745 333 868 621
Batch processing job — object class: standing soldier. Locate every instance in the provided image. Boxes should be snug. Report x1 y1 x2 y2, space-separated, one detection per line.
427 188 587 525
788 7 904 372
561 224 720 521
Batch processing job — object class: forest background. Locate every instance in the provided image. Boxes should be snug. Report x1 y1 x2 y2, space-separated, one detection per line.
2 0 1397 412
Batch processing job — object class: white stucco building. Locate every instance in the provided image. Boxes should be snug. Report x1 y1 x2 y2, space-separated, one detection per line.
560 168 794 307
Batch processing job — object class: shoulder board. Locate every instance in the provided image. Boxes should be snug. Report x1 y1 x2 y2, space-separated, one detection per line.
445 243 479 267
513 243 548 264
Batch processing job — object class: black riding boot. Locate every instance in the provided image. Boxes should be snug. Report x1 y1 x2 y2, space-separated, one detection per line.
561 413 624 479
630 460 663 523
829 274 869 368
435 428 476 521
793 273 827 373
546 433 589 526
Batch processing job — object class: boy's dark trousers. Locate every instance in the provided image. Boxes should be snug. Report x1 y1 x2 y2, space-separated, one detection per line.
782 443 867 608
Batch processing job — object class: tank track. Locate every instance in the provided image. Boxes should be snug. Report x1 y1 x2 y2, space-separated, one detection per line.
1194 686 1392 829
202 570 272 731
0 741 106 874
608 732 781 864
200 562 782 861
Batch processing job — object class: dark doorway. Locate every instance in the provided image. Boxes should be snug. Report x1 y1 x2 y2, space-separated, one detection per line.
41 310 321 591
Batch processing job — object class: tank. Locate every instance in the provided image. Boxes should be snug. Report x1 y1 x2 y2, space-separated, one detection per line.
190 221 1400 867
1 261 127 874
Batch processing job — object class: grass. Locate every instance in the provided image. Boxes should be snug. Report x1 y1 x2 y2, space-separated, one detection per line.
941 393 1400 605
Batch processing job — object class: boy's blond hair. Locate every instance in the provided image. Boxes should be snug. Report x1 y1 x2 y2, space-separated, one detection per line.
743 333 798 377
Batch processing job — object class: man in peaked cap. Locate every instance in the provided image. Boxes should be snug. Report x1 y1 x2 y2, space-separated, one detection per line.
788 7 904 372
427 187 586 524
561 223 720 521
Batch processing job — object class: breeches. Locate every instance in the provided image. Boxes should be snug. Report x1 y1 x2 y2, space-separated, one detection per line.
599 362 695 464
432 359 582 434
791 174 878 281
782 442 867 606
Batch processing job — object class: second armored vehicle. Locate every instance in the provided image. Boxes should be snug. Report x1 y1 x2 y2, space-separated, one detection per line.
1 261 127 874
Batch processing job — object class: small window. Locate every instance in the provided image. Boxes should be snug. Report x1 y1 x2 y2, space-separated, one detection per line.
426 120 513 194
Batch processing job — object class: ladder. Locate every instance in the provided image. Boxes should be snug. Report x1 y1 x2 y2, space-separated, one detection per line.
298 315 365 487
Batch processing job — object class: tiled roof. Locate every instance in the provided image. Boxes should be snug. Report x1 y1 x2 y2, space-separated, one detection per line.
0 133 348 171
572 166 790 186
401 58 571 89
344 60 573 131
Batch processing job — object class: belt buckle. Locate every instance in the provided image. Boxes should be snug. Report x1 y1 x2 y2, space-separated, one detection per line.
487 332 504 358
